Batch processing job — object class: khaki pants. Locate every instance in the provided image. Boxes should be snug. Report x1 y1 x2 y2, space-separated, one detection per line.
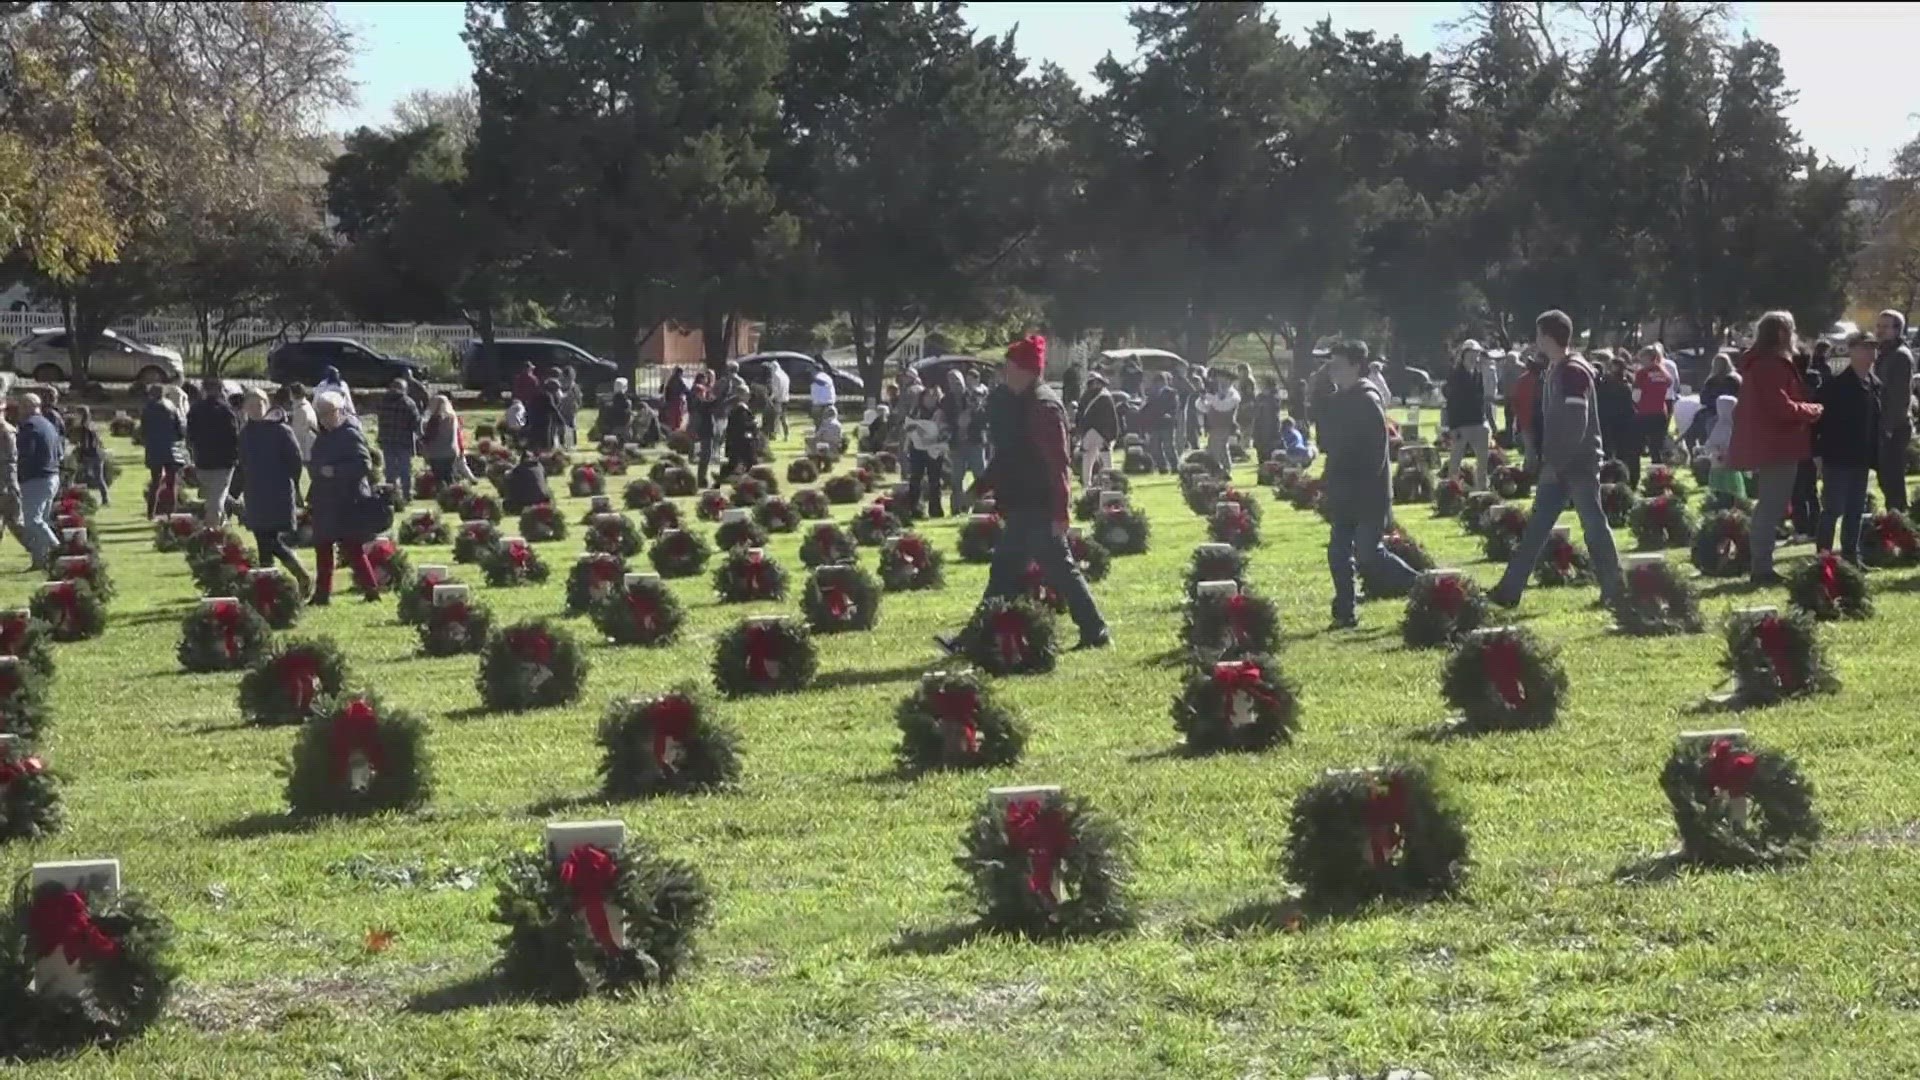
1447 424 1491 490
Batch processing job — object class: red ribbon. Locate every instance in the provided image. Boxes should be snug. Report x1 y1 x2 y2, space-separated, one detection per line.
557 845 622 953
1550 538 1574 572
897 535 926 565
991 610 1028 665
929 686 979 753
209 600 243 658
1003 797 1072 901
1629 563 1663 599
1881 516 1918 555
624 590 657 633
1817 554 1840 600
507 542 531 569
1211 660 1277 723
329 699 386 783
220 542 250 570
279 652 321 714
647 696 695 772
1482 637 1526 709
249 573 281 615
588 559 620 586
1363 777 1410 868
58 557 89 582
0 614 23 656
1430 576 1465 616
822 585 852 621
169 517 195 537
741 551 770 594
1754 615 1799 689
744 623 779 681
0 754 44 784
581 466 597 484
367 540 396 568
47 582 79 629
28 888 120 964
510 628 553 666
1704 739 1758 799
1223 593 1254 644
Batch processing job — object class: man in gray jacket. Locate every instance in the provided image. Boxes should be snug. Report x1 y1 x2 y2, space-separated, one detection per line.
1874 309 1913 512
1488 309 1625 607
1322 339 1415 628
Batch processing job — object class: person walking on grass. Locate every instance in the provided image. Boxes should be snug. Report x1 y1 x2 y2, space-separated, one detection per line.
307 395 382 606
1442 340 1492 491
1074 370 1118 489
1729 310 1822 584
1488 310 1626 608
1630 344 1674 478
1873 309 1913 513
1199 368 1241 471
71 406 109 507
1814 332 1881 566
939 334 1110 653
422 395 473 484
237 388 312 596
140 382 186 516
1321 340 1415 629
375 378 422 504
186 377 239 527
13 393 61 570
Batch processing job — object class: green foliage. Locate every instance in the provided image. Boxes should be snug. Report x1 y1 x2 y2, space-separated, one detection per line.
894 670 1025 774
1283 759 1470 910
0 878 178 1055
955 789 1133 937
1172 654 1301 753
478 620 588 712
236 637 350 727
596 687 741 799
1660 735 1820 868
711 617 818 697
1439 625 1567 733
284 691 433 816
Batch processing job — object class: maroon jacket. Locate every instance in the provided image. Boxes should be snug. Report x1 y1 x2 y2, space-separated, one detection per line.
1729 347 1821 469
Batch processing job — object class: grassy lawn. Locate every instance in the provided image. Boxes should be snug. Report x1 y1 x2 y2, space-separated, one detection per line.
9 418 1920 1079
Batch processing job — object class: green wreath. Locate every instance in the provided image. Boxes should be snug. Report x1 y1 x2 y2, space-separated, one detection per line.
418 594 493 656
597 686 741 798
237 636 350 726
1721 606 1838 704
30 581 106 642
398 508 450 545
878 532 944 591
1066 530 1112 583
848 503 902 546
46 553 113 601
955 514 1002 563
1628 495 1695 549
284 691 433 815
1599 458 1630 485
1690 510 1751 578
1282 759 1470 908
589 576 685 647
481 538 552 587
1257 458 1290 486
1182 587 1280 660
1612 559 1704 635
1786 551 1871 620
1440 625 1567 733
53 528 99 563
692 490 728 523
1532 532 1591 587
0 611 56 682
177 599 270 673
151 514 199 553
791 488 830 520
1660 733 1820 868
623 478 665 511
850 465 878 492
1072 487 1104 522
1600 482 1638 527
454 519 502 563
1401 573 1487 649
597 454 628 477
240 569 304 629
640 501 684 538
894 670 1025 773
1289 476 1325 514
802 563 880 632
754 496 799 534
799 521 858 568
578 513 641 559
1172 654 1301 753
822 474 862 505
396 567 458 626
1702 489 1753 514
787 459 819 485
658 466 698 497
0 745 60 841
479 619 590 711
958 597 1058 676
0 876 177 1055
1862 510 1920 567
1459 492 1502 535
186 534 251 595
650 451 691 482
1641 464 1690 500
714 516 769 551
1433 476 1468 517
459 490 504 525
712 616 818 695
1180 476 1224 517
647 529 713 579
1207 501 1260 549
0 658 50 742
435 481 474 513
568 463 606 498
1123 445 1153 474
712 547 789 604
414 469 444 504
1093 505 1151 555
561 554 625 617
538 448 571 477
1478 504 1529 562
1491 465 1532 501
956 788 1133 936
1185 545 1248 597
1393 466 1434 505
732 475 773 506
518 502 568 543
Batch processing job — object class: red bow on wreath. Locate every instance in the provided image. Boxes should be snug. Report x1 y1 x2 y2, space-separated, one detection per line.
278 652 321 714
46 581 79 629
1362 777 1411 869
811 526 839 550
209 600 243 659
1704 739 1758 799
897 536 926 565
743 623 781 681
581 466 597 483
623 590 657 633
1481 637 1527 709
991 609 1028 665
1223 593 1255 644
1881 516 1917 555
741 551 771 593
28 887 120 965
510 628 554 666
1629 563 1663 599
1210 660 1276 723
557 844 622 953
1817 553 1840 600
1429 576 1466 616
169 516 195 537
1550 538 1574 572
821 585 853 621
220 542 250 569
507 542 531 569
1003 797 1072 902
929 686 979 754
1753 614 1800 689
249 573 282 615
647 695 695 772
0 614 24 655
588 559 620 587
864 505 887 522
0 754 44 785
329 699 386 784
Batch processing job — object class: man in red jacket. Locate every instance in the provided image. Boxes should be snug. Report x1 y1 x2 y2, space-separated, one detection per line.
940 334 1110 652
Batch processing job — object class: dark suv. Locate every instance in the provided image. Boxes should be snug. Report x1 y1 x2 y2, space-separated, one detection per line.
458 338 619 397
267 336 426 388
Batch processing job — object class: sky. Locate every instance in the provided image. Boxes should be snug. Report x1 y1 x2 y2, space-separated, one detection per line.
333 1 1920 173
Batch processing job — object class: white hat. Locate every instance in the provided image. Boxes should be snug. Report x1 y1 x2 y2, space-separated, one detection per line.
1457 339 1485 355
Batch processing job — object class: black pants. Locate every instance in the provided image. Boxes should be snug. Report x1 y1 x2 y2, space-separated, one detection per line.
1791 459 1821 537
1878 425 1911 512
146 464 181 516
696 436 716 488
907 449 946 518
251 526 307 580
1636 414 1668 477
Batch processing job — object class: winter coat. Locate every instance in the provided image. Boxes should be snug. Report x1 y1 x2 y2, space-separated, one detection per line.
722 402 760 465
422 411 464 462
1538 355 1604 482
503 457 551 514
1319 380 1391 526
307 419 377 544
374 391 423 454
1814 366 1883 470
239 414 303 530
1075 388 1119 444
15 412 60 481
523 391 561 451
977 382 1072 526
186 398 240 470
1876 341 1914 434
1728 348 1820 470
1442 364 1487 429
141 400 187 469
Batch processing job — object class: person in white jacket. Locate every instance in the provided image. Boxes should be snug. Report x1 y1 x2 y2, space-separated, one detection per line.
902 385 951 517
1199 371 1241 469
280 383 319 502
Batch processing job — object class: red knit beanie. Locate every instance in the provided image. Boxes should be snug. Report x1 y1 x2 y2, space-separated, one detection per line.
1005 335 1047 373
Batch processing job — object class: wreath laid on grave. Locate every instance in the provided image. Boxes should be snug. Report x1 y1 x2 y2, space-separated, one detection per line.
237 637 349 727
284 691 432 815
1628 494 1695 549
878 532 944 591
712 547 788 604
791 488 830 520
54 527 98 561
1172 654 1301 753
0 611 56 682
565 553 629 616
1095 470 1129 494
1184 545 1248 596
958 597 1058 676
1433 476 1468 517
1093 504 1151 555
490 836 711 999
418 591 493 656
639 501 683 539
798 521 858 569
1721 606 1837 705
1207 501 1260 549
753 496 799 534
46 552 113 601
1689 510 1751 578
176 599 269 673
597 687 742 798
1014 560 1066 614
1182 587 1280 660
646 529 713 578
1641 464 1689 500
851 465 878 492
1479 504 1529 562
956 788 1133 936
691 489 727 523
622 478 665 511
1608 559 1703 635
481 538 551 587
518 502 568 543
1401 574 1488 649
30 581 105 642
1459 492 1502 535
395 568 454 626
1786 551 1872 620
712 616 818 696
452 519 499 564
786 458 819 485
1532 531 1591 587
1440 625 1566 733
576 513 640 560
186 534 251 595
1598 482 1638 527
1862 510 1920 567
458 491 503 525
589 576 684 647
0 875 177 1054
538 449 571 477
398 508 449 546
955 514 1002 563
0 659 49 741
1179 449 1227 479
731 475 771 507
356 537 408 595
894 670 1026 773
647 452 689 483
1282 758 1470 908
1257 458 1290 486
1072 487 1104 522
1392 466 1435 505
413 468 442 503
480 620 589 711
1181 476 1224 517
1599 459 1630 485
0 746 60 840
1702 490 1752 515
151 514 198 553
1660 734 1820 868
598 454 628 477
1491 465 1532 501
658 466 697 497
714 515 769 552
822 474 862 504
240 570 303 629
1066 530 1112 583
849 503 901 546
802 563 880 632
1271 467 1305 501
567 463 605 498
1123 445 1153 474
664 427 697 453
435 481 474 514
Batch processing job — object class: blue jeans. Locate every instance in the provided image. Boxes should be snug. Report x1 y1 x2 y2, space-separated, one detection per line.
983 510 1107 639
1493 473 1625 602
950 445 987 511
19 474 57 566
383 453 413 502
1817 465 1870 562
1148 427 1179 471
1328 516 1414 622
81 457 110 505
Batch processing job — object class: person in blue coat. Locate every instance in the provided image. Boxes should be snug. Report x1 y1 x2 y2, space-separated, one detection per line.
238 388 312 595
14 392 63 568
140 383 187 516
306 394 382 605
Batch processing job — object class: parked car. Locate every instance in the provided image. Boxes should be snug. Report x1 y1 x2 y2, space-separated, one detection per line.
737 351 865 403
7 327 184 385
268 336 425 389
457 337 619 398
1097 347 1189 376
908 354 997 390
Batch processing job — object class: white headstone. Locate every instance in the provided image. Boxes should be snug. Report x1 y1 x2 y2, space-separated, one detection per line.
247 567 283 581
1195 580 1240 598
720 508 748 524
462 519 490 533
364 535 392 551
61 528 86 544
1679 728 1747 743
745 547 766 560
545 821 627 949
1422 568 1463 582
417 564 449 584
56 555 88 573
660 527 686 542
503 536 526 549
1099 491 1127 509
623 443 642 456
1734 606 1779 619
1467 625 1518 641
592 513 622 528
975 498 996 514
432 584 469 607
1196 543 1236 559
1624 553 1665 570
969 513 997 526
624 572 661 590
988 784 1061 808
30 859 121 999
1552 525 1570 540
201 596 239 611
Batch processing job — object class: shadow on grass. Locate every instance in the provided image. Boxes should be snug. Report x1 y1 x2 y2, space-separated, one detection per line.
189 719 261 735
1185 897 1308 941
878 919 992 957
404 970 524 1015
1140 646 1189 669
117 605 196 628
525 791 609 817
204 811 320 840
1610 851 1691 885
1699 578 1762 599
810 663 935 692
1125 745 1186 764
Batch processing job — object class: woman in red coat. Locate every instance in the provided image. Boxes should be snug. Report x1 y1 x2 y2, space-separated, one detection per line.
1729 310 1823 583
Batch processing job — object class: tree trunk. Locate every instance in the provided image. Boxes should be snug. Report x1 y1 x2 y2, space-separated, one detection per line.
873 311 894 395
1183 315 1213 371
611 293 646 377
197 306 215 380
699 307 729 372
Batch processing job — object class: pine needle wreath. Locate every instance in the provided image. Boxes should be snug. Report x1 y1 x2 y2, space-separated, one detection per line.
1599 482 1638 527
239 569 303 629
1123 445 1154 474
640 501 683 539
1612 559 1705 635
786 458 819 485
622 478 665 510
1433 476 1468 517
1459 491 1502 535
1689 510 1751 578
1628 494 1695 549
1173 654 1301 753
1271 466 1305 501
873 450 899 475
413 468 442 503
956 789 1133 936
1598 458 1630 484
236 637 350 726
418 593 493 656
851 465 878 492
791 488 830 519
1641 464 1690 500
1180 448 1227 479
151 513 198 553
46 552 113 601
895 670 1025 773
658 466 697 497
1478 504 1529 562
0 611 56 682
453 519 502 563
284 691 433 815
1072 487 1103 522
1491 465 1532 500
589 576 684 646
1182 587 1281 661
714 515 769 551
459 490 503 525
1721 606 1837 704
1184 544 1248 596
731 475 772 506
958 597 1058 676
711 616 818 696
1283 759 1470 908
1660 734 1820 868
176 599 270 673
597 686 742 798
1207 501 1260 549
578 513 641 559
878 532 945 591
54 527 99 562
1861 510 1920 567
1092 504 1151 555
186 533 251 595
1401 573 1488 649
1531 531 1591 587
1440 625 1567 733
598 454 628 477
435 481 474 513
481 537 552 587
754 496 799 533
518 502 568 543
1288 475 1325 513
1181 475 1224 517
356 537 410 595
691 489 727 523
1257 458 1289 486
823 474 862 504
490 836 712 999
800 521 859 568
643 528 710 579
0 658 50 742
1702 489 1752 515
566 553 629 616
1393 466 1435 504
1786 551 1871 621
1066 529 1112 583
802 563 881 632
395 567 456 626
30 581 106 642
568 463 606 498
480 619 589 711
712 547 789 603
955 514 1002 563
0 876 178 1054
0 747 60 840
538 448 570 476
398 508 450 545
849 503 902 546
647 452 689 482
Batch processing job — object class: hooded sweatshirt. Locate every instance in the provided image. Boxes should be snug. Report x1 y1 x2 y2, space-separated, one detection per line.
1705 395 1739 467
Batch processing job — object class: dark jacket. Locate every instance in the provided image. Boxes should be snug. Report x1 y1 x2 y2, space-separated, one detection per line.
141 400 187 469
722 402 759 466
308 419 377 543
1596 372 1635 436
1876 340 1914 435
977 382 1071 526
1250 390 1284 452
374 391 423 454
503 457 551 514
1319 380 1390 525
16 412 61 481
1815 366 1882 469
1442 364 1487 429
523 390 560 451
1699 372 1742 417
186 398 240 470
1075 388 1119 443
600 391 634 430
1142 384 1179 430
239 413 303 530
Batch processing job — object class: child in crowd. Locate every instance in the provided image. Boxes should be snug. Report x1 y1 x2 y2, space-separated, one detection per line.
72 405 110 506
1704 395 1745 500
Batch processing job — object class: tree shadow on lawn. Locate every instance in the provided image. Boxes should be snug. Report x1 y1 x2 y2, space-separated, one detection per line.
204 810 322 841
117 604 197 628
